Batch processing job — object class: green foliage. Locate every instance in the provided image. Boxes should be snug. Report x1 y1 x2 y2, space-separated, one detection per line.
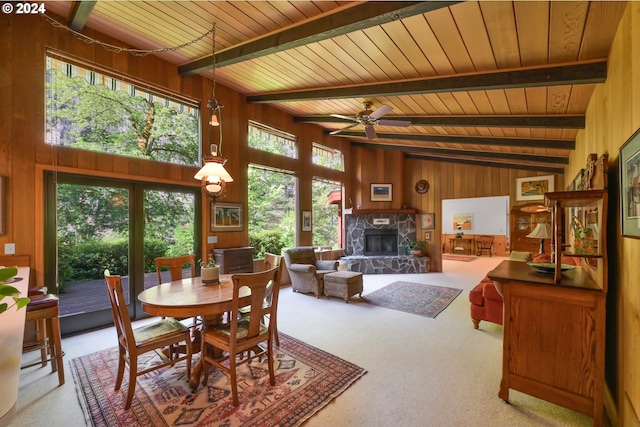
249 229 291 259
311 179 340 248
248 166 296 258
58 238 167 288
0 267 30 315
46 68 198 166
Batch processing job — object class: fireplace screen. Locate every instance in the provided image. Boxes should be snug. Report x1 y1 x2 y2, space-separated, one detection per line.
364 229 398 256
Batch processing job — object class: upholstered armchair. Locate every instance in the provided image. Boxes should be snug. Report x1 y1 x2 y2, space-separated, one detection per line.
283 247 338 298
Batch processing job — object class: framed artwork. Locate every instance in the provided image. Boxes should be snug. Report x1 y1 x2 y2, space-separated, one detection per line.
516 175 555 201
424 231 431 241
452 213 473 231
620 128 640 238
302 210 312 231
421 213 435 229
211 202 243 232
370 183 392 202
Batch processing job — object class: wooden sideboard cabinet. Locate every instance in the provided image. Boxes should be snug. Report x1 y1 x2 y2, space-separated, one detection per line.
212 247 254 274
490 155 608 427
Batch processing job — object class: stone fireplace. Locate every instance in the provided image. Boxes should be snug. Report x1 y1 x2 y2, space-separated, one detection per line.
343 210 429 274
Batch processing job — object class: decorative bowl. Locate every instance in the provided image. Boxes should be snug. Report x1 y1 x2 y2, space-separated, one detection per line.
527 262 576 274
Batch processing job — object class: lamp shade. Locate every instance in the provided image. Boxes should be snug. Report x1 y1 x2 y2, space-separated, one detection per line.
527 222 552 239
194 160 233 183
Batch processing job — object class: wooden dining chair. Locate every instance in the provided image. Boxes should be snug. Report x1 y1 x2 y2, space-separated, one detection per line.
239 253 283 346
200 266 280 406
154 255 200 328
104 270 192 410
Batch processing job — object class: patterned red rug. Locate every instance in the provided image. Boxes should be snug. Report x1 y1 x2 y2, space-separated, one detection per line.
364 281 462 318
71 333 366 427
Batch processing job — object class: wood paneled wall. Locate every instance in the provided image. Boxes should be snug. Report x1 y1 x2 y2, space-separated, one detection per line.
567 4 640 426
401 158 562 272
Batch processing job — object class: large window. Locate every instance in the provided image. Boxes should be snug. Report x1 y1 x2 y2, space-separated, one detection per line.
312 142 343 171
248 121 297 159
312 178 342 248
247 165 296 258
45 52 200 166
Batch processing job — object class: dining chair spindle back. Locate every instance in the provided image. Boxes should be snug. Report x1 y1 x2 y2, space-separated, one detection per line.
199 266 281 406
104 270 192 410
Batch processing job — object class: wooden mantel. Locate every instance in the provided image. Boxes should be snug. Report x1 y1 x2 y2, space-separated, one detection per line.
346 209 419 214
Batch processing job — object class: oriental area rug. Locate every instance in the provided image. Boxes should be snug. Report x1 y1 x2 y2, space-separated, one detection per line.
364 281 462 318
71 333 366 427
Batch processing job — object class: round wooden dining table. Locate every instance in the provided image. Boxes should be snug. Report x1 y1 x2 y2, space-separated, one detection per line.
138 274 250 390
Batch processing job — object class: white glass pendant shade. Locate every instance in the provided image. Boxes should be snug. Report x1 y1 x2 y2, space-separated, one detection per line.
194 161 234 182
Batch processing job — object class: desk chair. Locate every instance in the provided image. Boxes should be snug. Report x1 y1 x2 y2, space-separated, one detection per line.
104 270 192 409
200 267 280 406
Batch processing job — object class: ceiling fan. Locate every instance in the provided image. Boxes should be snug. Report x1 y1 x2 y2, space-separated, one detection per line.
329 101 411 139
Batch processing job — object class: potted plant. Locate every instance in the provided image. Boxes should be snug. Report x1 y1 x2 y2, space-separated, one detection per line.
405 239 427 255
0 266 29 314
199 255 220 284
455 232 465 238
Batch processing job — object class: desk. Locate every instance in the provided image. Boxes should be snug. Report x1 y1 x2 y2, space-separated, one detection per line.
138 274 250 389
448 236 474 255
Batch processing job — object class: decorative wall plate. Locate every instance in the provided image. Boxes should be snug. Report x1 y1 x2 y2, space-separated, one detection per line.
415 180 429 194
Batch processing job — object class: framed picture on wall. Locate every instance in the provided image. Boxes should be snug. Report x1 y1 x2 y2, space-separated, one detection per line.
211 202 243 232
421 213 435 229
370 183 392 202
620 128 640 238
302 211 312 231
424 231 431 241
516 175 555 201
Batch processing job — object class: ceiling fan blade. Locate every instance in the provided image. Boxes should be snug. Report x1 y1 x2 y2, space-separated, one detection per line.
376 119 412 127
369 104 393 120
329 123 359 135
364 125 377 139
330 113 358 122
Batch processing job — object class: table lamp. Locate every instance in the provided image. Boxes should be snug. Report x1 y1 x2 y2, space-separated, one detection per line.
527 222 552 254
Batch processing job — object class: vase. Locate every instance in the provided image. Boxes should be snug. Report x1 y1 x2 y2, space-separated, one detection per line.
201 266 220 284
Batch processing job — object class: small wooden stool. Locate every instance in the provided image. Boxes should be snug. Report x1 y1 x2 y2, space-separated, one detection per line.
22 292 65 386
323 271 363 303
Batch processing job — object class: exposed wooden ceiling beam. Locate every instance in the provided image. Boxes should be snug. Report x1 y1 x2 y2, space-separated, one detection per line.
179 1 461 76
351 141 569 165
404 153 565 174
334 131 576 150
69 1 97 32
295 114 585 129
247 60 606 103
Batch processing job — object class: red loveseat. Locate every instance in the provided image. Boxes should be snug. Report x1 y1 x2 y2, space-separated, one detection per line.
469 277 503 329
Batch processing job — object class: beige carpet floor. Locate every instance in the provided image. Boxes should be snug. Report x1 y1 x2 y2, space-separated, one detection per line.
13 256 605 426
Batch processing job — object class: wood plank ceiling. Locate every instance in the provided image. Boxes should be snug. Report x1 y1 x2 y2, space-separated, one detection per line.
43 1 628 173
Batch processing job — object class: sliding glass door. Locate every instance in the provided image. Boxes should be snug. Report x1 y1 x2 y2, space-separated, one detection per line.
44 172 201 335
